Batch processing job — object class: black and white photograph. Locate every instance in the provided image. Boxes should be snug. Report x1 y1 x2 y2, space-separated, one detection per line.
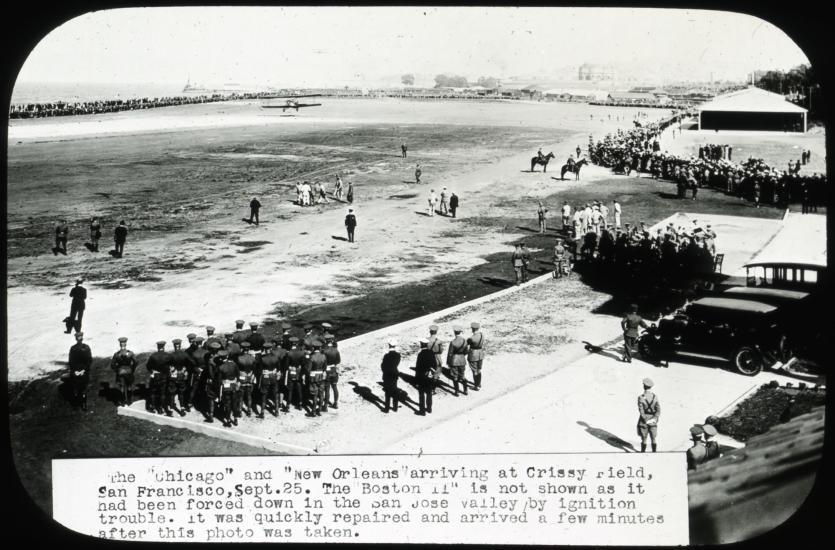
5 5 829 546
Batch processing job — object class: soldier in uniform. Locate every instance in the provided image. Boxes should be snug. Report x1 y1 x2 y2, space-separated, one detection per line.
449 193 459 218
110 336 137 406
322 336 342 410
258 341 282 418
415 164 422 185
114 220 128 258
521 244 532 282
184 335 206 412
145 341 173 415
427 325 444 395
702 424 720 462
232 320 247 343
447 326 469 396
247 322 266 351
280 322 293 349
236 342 257 416
217 351 240 427
537 201 548 234
203 326 223 351
621 303 649 363
637 378 660 453
553 237 568 279
381 339 401 413
168 338 193 416
89 217 102 252
414 339 436 415
467 322 485 390
440 187 450 216
307 341 328 416
686 425 707 470
201 341 223 422
54 219 69 255
345 209 357 243
68 332 92 410
286 337 306 409
511 244 525 285
66 278 87 334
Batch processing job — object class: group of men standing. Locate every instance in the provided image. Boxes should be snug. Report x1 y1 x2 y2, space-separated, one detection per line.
52 218 129 256
74 320 344 428
427 187 459 217
380 322 485 415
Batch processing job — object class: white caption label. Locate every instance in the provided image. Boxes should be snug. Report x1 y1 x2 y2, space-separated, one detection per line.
53 453 688 545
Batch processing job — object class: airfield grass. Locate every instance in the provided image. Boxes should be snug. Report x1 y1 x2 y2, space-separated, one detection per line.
8 172 789 515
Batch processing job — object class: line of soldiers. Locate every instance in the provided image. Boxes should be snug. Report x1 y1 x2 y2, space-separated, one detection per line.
108 320 342 428
52 218 129 256
381 322 486 415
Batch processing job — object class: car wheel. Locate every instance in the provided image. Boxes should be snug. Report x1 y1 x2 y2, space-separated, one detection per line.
734 346 763 376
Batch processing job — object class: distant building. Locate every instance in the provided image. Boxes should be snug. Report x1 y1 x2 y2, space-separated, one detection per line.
697 86 808 132
578 63 616 81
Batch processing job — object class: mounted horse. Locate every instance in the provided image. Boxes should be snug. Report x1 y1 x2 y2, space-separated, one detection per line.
530 152 555 173
560 158 588 180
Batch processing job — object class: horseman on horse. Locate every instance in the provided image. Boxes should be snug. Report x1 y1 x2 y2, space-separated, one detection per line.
560 156 588 180
531 150 555 172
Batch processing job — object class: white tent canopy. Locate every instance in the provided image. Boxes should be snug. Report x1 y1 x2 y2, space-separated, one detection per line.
698 87 807 113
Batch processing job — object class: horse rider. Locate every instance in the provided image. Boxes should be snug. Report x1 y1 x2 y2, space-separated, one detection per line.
537 148 545 162
567 153 576 171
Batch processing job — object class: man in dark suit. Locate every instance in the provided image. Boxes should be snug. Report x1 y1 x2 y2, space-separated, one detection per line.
249 197 262 225
414 339 436 415
66 278 87 333
345 209 357 243
381 339 401 413
114 221 128 257
68 332 92 410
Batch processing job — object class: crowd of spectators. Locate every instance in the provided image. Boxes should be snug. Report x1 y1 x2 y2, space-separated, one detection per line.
8 91 283 119
589 116 827 210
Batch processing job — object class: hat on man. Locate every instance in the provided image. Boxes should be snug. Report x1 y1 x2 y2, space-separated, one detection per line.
388 339 398 347
419 338 429 345
303 323 313 331
689 425 704 437
217 349 229 358
194 336 205 344
186 333 197 341
235 320 245 328
224 332 234 339
323 332 334 340
75 332 84 339
76 277 84 283
208 341 222 350
240 341 251 349
289 336 300 343
172 338 182 345
263 341 275 349
264 318 277 325
206 326 216 333
630 303 639 311
471 322 480 330
429 324 439 332
642 378 654 388
118 336 128 343
453 326 463 333
281 322 292 330
702 424 718 437
156 341 166 348
321 322 333 329
249 322 259 329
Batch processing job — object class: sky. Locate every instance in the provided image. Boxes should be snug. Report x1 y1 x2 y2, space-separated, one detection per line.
15 7 810 87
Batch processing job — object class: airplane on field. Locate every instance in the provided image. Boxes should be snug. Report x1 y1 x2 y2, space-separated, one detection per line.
261 94 323 112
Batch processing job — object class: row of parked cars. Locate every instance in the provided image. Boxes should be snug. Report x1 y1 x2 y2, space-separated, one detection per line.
638 262 825 376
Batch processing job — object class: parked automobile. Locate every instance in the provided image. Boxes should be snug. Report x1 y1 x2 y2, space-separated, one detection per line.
638 296 788 375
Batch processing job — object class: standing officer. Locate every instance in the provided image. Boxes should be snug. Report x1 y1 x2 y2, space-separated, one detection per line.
520 244 532 282
184 336 207 412
249 197 262 225
447 326 469 396
702 424 720 462
232 320 247 343
113 220 128 258
68 332 93 410
203 326 223 351
169 338 193 416
440 187 449 215
202 341 223 422
686 425 707 470
466 322 485 391
247 322 266 351
54 219 69 255
415 339 436 415
224 332 242 360
427 325 444 395
65 278 87 334
307 341 328 416
258 341 282 418
110 336 137 406
322 336 342 410
286 337 306 409
236 342 257 416
637 378 660 453
89 217 102 252
415 164 422 184
145 341 173 415
345 208 357 243
537 201 548 233
449 192 459 218
621 303 649 363
381 339 401 413
511 244 525 285
553 237 568 279
217 351 240 427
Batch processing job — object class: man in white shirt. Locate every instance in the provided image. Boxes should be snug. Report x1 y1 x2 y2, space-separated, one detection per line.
561 202 571 232
428 189 437 216
613 200 622 229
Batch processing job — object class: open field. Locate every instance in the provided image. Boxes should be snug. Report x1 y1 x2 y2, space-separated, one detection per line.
6 98 825 516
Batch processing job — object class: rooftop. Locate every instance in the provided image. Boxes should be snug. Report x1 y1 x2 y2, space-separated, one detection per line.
698 86 808 113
